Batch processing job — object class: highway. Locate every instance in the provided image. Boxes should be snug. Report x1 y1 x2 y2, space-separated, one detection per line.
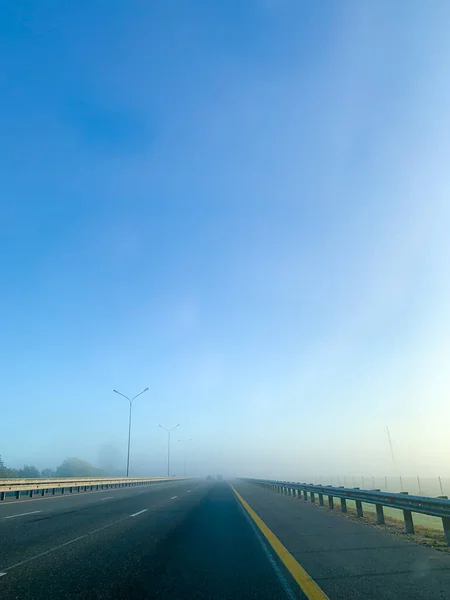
1 479 450 599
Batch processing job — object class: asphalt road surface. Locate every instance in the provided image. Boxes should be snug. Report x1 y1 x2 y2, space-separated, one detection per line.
2 479 450 599
0 480 296 599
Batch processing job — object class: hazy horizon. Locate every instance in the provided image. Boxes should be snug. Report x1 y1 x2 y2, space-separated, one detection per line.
1 2 450 481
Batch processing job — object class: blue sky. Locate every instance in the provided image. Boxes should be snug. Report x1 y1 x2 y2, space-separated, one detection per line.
1 1 450 478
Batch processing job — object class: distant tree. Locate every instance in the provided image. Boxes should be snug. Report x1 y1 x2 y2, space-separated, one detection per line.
0 455 18 478
17 465 41 478
55 457 103 478
41 468 56 478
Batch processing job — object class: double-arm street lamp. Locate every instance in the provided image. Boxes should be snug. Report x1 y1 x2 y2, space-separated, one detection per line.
159 424 179 477
113 388 148 477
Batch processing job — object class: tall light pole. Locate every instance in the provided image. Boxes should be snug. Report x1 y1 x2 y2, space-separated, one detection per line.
113 388 148 477
178 439 192 477
159 424 179 477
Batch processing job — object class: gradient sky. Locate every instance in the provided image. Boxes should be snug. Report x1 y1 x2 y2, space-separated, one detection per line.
1 1 450 479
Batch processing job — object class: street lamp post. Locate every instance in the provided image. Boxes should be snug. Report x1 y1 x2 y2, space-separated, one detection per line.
159 424 179 477
113 388 148 477
178 439 192 477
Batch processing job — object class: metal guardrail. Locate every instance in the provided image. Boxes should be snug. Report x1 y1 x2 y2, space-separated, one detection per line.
245 478 450 544
0 476 183 501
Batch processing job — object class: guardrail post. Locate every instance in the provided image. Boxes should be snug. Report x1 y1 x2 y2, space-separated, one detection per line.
328 495 334 509
16 490 20 500
376 504 385 524
310 491 315 504
52 488 56 495
355 500 363 517
403 510 414 534
318 493 324 506
29 489 33 498
41 489 45 497
303 490 308 502
70 487 73 493
397 491 414 533
0 491 5 501
287 487 292 496
442 516 450 545
340 498 347 513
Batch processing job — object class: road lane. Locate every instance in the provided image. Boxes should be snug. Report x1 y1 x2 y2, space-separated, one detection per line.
0 479 198 570
0 482 294 599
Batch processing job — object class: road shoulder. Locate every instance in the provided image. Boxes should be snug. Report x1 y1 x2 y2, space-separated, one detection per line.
233 481 450 600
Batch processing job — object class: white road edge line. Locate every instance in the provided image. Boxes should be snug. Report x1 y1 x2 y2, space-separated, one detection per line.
130 509 147 518
101 497 114 500
3 510 42 520
170 496 178 499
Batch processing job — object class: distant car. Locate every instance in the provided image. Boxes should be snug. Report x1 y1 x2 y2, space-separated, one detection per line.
217 475 223 481
206 475 215 480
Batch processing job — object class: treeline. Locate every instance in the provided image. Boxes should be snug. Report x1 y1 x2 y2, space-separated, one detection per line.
0 455 111 479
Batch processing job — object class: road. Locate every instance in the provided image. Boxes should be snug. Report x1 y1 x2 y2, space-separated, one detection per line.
1 479 450 599
0 479 294 599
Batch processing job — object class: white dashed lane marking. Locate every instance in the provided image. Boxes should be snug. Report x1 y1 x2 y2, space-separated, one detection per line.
170 496 178 500
3 511 42 520
130 509 147 518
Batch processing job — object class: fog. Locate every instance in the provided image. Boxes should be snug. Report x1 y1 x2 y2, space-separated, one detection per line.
1 3 450 488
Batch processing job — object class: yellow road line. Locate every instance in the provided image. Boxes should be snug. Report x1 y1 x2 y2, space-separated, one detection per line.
231 485 329 600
